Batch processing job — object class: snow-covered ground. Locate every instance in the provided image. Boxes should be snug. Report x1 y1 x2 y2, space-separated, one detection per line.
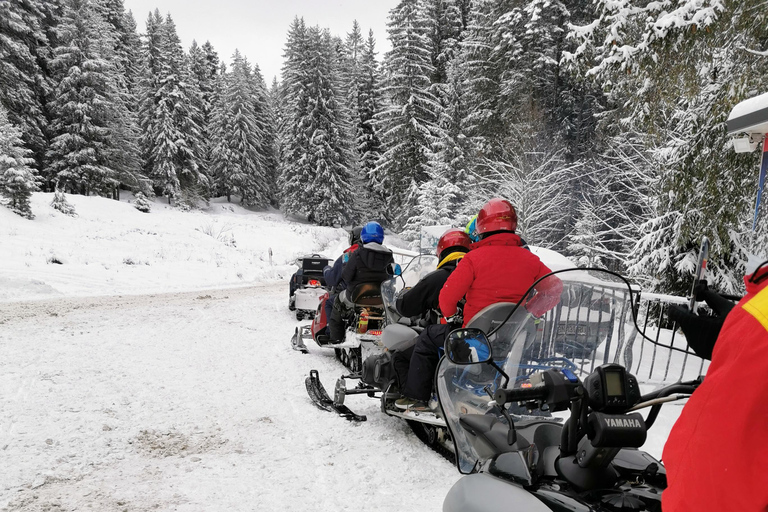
0 194 685 511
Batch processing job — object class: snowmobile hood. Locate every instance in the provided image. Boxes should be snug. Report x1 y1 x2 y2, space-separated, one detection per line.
470 232 523 250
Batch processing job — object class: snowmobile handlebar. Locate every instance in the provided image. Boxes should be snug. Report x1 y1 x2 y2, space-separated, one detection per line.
639 379 702 402
494 385 549 405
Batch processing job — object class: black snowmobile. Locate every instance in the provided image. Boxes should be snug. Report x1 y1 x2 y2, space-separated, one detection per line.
304 254 442 422
305 256 574 456
437 268 703 512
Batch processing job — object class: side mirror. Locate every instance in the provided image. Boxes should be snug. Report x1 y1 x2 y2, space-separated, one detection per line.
393 263 402 276
445 328 492 364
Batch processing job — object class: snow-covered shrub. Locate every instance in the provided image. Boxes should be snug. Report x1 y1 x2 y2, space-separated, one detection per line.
50 188 77 217
133 192 151 213
196 222 236 247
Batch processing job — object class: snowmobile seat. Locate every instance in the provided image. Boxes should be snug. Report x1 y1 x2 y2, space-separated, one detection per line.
459 414 532 461
349 282 384 307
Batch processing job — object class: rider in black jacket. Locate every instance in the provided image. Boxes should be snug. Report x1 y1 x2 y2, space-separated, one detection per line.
393 228 472 404
328 222 394 342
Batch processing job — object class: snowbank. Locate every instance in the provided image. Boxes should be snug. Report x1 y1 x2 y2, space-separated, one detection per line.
0 193 353 301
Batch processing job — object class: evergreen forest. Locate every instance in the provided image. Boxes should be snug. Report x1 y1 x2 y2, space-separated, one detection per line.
1 0 766 294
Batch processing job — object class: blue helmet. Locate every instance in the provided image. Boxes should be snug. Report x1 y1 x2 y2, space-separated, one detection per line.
360 221 384 244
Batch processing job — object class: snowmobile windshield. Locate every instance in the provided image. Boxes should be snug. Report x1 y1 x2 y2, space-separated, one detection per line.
436 268 637 474
381 255 439 323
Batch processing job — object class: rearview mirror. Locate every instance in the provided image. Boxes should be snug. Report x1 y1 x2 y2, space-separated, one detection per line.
445 328 492 364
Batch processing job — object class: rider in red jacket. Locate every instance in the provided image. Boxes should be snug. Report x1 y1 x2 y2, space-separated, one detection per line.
440 199 562 325
663 261 768 512
395 199 562 412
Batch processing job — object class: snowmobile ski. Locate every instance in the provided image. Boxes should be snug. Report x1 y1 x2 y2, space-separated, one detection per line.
291 327 309 353
305 370 366 422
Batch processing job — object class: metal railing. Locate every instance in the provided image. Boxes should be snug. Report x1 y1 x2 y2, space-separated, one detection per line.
529 282 709 386
627 292 709 384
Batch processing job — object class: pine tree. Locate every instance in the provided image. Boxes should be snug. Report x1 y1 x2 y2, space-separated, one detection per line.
187 39 220 188
0 105 38 218
46 0 135 196
209 50 270 206
338 23 385 219
278 20 355 225
401 170 460 241
133 190 151 212
0 0 52 171
138 12 207 204
374 0 441 226
50 186 77 216
569 0 768 292
96 0 145 196
358 30 384 184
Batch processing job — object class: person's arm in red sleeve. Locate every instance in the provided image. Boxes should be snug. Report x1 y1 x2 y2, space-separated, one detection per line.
525 261 563 317
439 257 475 317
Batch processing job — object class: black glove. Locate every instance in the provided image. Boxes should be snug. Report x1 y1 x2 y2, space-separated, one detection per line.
668 304 727 361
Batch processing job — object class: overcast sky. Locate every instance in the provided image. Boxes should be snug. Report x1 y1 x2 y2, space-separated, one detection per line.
121 0 398 83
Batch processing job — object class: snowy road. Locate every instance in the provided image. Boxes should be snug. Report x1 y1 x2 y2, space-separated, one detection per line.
0 283 458 511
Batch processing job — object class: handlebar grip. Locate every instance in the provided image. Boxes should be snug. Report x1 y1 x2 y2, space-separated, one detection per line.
494 385 548 405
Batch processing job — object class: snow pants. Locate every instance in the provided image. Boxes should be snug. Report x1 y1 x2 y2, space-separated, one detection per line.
328 291 352 342
402 324 451 401
324 292 337 326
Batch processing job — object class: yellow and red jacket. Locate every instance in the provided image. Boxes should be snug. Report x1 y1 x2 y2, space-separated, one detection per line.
663 266 768 512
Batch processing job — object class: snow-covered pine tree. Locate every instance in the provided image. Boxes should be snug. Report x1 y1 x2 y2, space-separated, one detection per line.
342 26 385 219
46 0 136 197
429 64 474 220
139 13 207 204
277 18 312 213
50 186 77 216
96 0 145 197
250 62 278 205
566 139 654 271
374 0 441 228
187 39 219 190
423 0 465 87
0 0 52 173
569 0 768 293
133 190 151 212
358 30 384 193
278 20 355 226
209 51 270 206
0 104 38 218
401 170 460 242
269 77 286 196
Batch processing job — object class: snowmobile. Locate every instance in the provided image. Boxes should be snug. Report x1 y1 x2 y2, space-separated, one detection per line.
288 254 331 321
290 253 413 372
302 254 441 418
304 256 579 456
437 268 702 512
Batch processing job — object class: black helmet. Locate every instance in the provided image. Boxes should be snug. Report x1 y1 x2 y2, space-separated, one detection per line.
349 226 363 246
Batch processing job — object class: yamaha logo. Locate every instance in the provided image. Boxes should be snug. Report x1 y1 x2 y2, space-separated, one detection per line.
605 417 642 428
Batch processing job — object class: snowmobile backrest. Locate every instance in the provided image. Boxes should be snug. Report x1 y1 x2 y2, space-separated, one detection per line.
300 255 331 276
349 282 384 307
466 302 517 334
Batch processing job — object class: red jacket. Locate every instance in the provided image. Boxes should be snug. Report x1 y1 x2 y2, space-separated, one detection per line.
439 232 558 326
662 266 768 512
